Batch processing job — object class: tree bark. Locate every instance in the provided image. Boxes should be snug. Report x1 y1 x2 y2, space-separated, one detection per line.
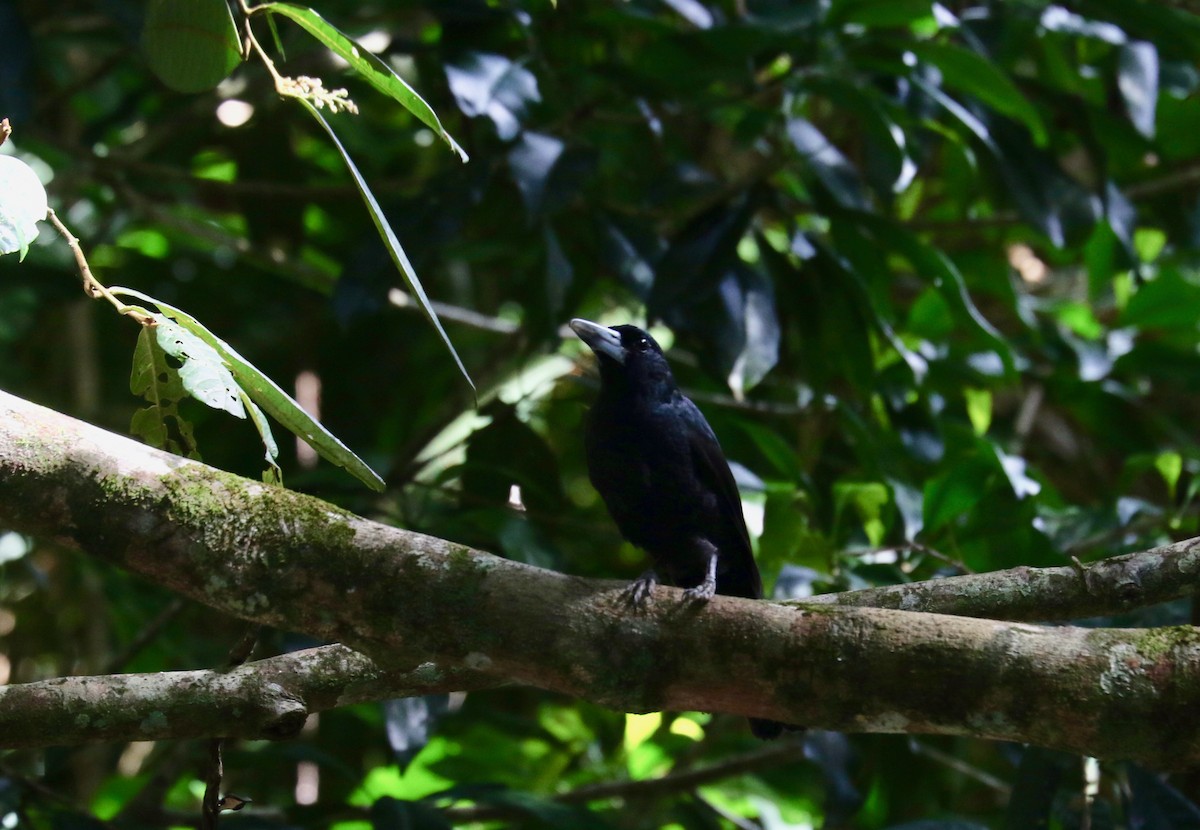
1 389 1198 766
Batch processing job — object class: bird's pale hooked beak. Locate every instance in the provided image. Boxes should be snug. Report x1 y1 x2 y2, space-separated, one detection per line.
569 318 625 364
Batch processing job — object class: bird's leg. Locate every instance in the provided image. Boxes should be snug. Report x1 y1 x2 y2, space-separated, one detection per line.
623 569 659 607
683 540 718 602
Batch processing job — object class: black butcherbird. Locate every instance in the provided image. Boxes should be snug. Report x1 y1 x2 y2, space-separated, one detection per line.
570 318 787 739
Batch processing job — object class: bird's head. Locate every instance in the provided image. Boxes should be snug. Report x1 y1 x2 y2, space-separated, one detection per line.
569 318 677 397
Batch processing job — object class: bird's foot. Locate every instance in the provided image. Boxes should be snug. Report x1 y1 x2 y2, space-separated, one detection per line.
623 570 658 608
683 576 716 602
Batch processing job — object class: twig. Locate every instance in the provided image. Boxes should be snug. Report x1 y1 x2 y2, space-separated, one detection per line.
389 289 519 335
239 2 357 113
442 736 806 821
200 738 223 830
908 738 1012 794
0 117 10 147
201 624 262 828
44 208 156 326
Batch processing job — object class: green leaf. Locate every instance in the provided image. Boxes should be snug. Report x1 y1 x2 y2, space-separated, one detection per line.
300 101 475 398
831 0 935 29
129 326 199 459
911 42 1049 146
241 391 283 485
923 456 996 533
0 155 48 260
114 288 386 492
834 480 890 546
1056 301 1104 340
1156 451 1182 501
257 2 468 162
155 319 247 419
786 118 869 210
964 388 992 436
142 0 242 93
1134 227 1167 263
1121 268 1200 330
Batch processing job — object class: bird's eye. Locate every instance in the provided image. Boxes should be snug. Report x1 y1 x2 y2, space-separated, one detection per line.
636 338 650 352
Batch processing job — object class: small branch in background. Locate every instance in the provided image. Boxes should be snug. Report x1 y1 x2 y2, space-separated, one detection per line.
853 542 975 576
908 738 1012 795
1013 383 1044 454
389 288 519 334
227 625 261 667
442 735 807 822
0 117 10 146
202 624 263 827
115 184 336 294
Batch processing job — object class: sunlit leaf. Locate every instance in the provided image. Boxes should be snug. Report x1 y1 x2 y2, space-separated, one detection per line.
1156 451 1182 501
240 391 282 485
964 388 992 436
0 155 47 260
155 318 246 419
259 2 468 161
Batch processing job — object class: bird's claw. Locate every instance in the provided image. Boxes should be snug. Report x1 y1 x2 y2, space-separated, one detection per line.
683 579 716 602
623 571 658 608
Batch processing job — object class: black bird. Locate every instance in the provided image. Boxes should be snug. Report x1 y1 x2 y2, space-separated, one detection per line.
570 318 786 739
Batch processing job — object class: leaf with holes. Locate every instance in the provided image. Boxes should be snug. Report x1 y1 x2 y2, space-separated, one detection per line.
130 325 199 458
154 318 246 419
113 287 385 491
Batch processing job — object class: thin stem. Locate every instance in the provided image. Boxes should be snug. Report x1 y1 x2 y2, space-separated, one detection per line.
44 208 156 327
239 2 287 90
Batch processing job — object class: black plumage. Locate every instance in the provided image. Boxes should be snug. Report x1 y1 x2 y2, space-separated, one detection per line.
570 318 786 739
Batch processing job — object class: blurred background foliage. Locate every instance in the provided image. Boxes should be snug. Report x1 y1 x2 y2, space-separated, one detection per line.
2 0 1200 827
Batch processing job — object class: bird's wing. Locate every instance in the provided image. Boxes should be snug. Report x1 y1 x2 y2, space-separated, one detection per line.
681 399 763 599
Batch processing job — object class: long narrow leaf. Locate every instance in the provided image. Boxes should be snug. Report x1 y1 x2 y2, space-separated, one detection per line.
300 100 475 397
113 287 386 492
258 2 468 162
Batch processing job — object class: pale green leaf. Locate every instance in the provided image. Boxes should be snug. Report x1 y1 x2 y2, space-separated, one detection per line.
0 155 48 260
155 319 247 419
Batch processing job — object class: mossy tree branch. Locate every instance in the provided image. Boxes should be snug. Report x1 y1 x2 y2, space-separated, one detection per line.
805 538 1200 621
0 644 498 749
1 389 1199 766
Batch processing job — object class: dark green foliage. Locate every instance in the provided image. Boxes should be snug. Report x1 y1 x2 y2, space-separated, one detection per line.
2 0 1200 827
